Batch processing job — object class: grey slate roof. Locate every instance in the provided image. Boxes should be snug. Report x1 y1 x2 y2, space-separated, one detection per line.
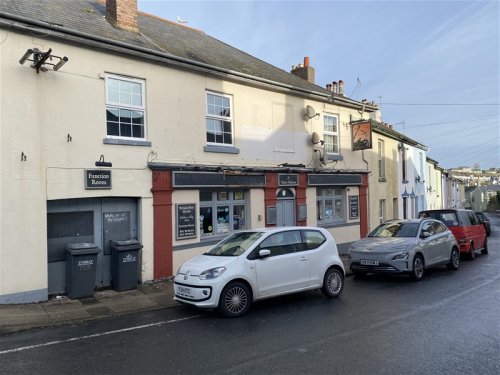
369 120 428 151
0 0 367 105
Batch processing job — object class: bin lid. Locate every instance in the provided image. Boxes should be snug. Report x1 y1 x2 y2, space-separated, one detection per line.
65 242 101 255
110 239 143 251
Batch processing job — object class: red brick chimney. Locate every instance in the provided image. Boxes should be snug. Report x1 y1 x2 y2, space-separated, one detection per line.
106 0 139 33
290 56 315 84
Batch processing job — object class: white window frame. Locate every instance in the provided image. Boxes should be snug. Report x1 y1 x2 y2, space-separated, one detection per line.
378 139 386 180
205 91 234 147
379 199 386 223
105 74 146 140
200 190 247 238
323 114 339 155
316 187 345 225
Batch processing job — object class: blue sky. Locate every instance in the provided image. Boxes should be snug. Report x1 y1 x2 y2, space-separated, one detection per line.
138 0 499 170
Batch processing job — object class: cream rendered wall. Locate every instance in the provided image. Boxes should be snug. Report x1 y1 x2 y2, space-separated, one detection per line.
1 33 164 299
368 133 399 231
1 28 371 300
249 189 266 229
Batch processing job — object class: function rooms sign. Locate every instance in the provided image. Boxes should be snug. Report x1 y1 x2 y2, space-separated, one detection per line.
85 170 111 189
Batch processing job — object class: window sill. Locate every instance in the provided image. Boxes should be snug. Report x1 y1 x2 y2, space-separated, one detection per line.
327 154 344 161
318 221 359 229
204 145 240 154
379 178 387 182
103 138 152 147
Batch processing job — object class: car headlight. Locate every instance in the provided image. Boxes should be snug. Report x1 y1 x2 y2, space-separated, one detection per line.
199 267 226 280
392 253 409 261
391 246 410 261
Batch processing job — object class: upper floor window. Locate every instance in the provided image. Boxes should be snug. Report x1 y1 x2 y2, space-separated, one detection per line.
206 92 233 146
402 146 407 182
419 153 424 179
378 139 386 180
105 75 146 139
323 114 339 154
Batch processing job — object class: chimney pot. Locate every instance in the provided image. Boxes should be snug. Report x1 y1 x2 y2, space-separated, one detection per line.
332 81 338 94
326 83 332 91
304 56 310 67
338 80 344 96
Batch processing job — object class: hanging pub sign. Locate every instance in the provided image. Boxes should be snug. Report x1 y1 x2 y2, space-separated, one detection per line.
85 170 111 189
351 120 373 151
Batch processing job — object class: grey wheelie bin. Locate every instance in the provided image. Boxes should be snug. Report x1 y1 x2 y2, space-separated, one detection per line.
65 243 100 299
110 240 143 292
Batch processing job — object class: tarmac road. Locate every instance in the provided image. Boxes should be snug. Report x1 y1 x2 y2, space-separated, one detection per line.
1 214 499 375
0 216 500 375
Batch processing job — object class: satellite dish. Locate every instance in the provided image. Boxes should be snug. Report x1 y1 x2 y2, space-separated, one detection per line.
305 105 316 119
312 132 320 144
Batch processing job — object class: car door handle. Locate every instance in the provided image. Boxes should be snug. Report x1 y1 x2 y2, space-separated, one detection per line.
300 256 308 261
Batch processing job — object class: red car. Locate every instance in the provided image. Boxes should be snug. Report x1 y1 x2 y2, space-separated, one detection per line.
419 209 487 260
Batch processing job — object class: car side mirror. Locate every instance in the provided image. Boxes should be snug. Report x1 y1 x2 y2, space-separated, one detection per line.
420 231 431 239
259 249 271 258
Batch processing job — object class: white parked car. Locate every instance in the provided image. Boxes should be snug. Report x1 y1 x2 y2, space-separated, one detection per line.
174 227 345 317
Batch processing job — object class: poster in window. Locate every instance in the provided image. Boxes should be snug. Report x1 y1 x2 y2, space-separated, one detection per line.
200 207 213 235
216 206 230 234
351 120 372 151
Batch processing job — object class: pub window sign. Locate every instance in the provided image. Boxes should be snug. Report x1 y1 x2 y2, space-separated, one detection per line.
85 170 111 189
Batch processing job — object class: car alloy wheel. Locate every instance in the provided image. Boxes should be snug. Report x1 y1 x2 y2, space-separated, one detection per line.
322 268 344 298
410 254 424 281
447 247 460 270
219 282 251 318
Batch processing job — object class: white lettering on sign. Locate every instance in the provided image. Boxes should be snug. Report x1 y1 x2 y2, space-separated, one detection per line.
78 260 94 267
122 254 137 263
77 259 94 271
104 212 129 223
88 173 110 179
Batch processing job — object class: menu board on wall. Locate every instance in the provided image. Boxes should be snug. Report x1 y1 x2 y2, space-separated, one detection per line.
349 196 359 220
176 203 196 239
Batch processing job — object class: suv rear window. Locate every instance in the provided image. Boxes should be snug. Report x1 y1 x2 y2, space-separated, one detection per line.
422 211 459 227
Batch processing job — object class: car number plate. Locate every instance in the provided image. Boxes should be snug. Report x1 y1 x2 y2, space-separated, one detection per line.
360 259 379 266
176 285 194 298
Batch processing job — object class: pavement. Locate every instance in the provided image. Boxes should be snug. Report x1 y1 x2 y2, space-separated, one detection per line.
0 256 351 335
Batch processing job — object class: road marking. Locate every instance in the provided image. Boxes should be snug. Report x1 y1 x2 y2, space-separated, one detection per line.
0 315 200 355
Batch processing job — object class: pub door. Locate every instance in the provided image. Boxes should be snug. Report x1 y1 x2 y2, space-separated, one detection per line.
276 188 296 227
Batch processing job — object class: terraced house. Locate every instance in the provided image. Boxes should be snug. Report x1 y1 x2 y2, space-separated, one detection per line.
1 0 386 303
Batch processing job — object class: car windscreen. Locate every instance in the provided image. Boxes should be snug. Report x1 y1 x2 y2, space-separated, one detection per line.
369 222 420 238
205 231 265 256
